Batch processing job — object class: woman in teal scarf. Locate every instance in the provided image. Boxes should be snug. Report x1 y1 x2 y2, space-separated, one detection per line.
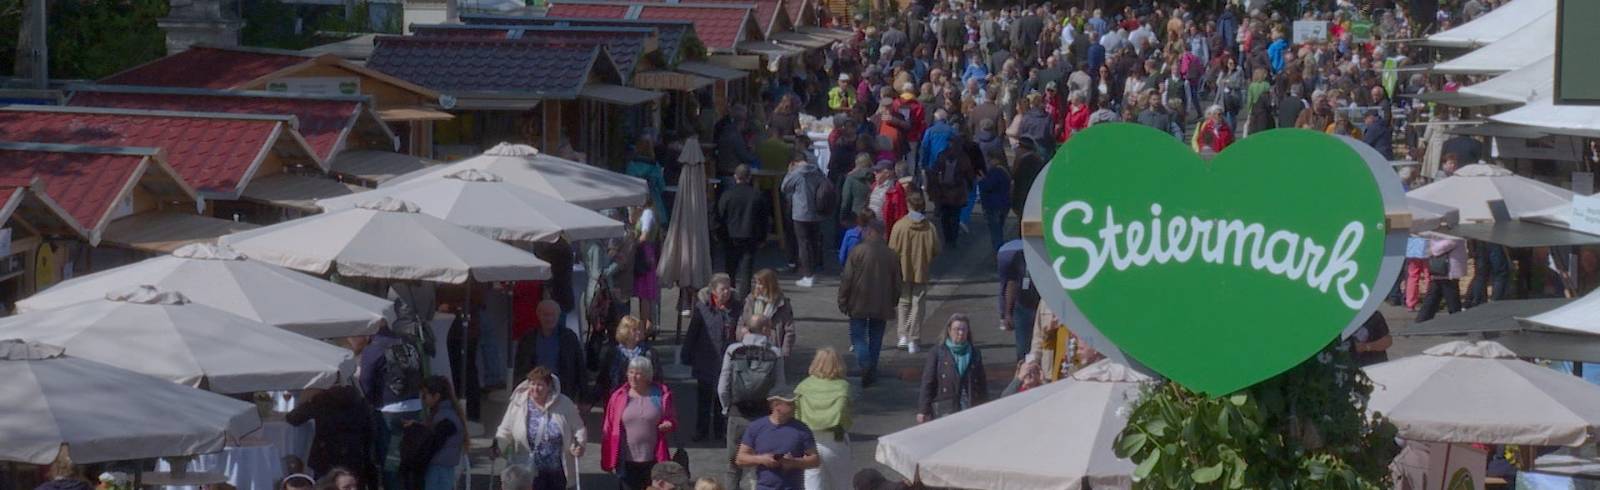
917 313 988 423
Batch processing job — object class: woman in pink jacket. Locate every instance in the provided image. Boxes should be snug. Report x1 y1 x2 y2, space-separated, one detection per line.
600 356 679 489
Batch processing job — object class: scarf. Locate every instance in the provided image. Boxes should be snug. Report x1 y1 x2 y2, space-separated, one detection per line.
748 293 782 320
946 339 972 376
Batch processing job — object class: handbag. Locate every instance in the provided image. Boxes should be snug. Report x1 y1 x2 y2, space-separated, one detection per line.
1428 252 1452 276
671 431 691 471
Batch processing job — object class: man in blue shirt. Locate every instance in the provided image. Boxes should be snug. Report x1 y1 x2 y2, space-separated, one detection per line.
735 390 819 490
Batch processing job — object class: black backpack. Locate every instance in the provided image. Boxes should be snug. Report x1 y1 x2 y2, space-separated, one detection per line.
813 174 838 216
383 340 423 400
728 343 781 412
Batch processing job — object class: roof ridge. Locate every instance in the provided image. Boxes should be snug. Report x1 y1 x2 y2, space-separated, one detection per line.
66 84 372 104
374 35 610 48
555 0 757 9
490 15 695 26
0 141 163 157
187 43 316 59
0 104 296 124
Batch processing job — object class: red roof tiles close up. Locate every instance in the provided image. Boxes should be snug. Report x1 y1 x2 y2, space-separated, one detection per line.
0 148 148 232
100 46 309 90
546 3 633 19
68 91 360 161
636 5 753 50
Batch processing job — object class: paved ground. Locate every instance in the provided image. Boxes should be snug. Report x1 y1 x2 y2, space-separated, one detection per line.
456 206 1439 490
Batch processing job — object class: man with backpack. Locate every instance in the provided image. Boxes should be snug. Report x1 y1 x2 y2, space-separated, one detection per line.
718 314 788 488
351 327 423 490
781 157 832 288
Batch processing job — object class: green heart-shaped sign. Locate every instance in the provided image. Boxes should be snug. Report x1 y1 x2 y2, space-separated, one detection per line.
1040 124 1404 395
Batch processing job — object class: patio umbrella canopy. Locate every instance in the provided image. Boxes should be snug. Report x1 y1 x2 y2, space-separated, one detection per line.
1365 340 1600 446
16 243 394 339
317 169 625 244
382 142 647 210
1407 197 1461 234
1407 164 1573 222
0 285 356 394
0 339 260 464
221 197 551 284
875 361 1147 490
655 136 713 288
1521 289 1600 335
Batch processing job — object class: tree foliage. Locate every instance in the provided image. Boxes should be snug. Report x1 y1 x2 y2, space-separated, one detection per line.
1114 344 1400 489
0 0 169 80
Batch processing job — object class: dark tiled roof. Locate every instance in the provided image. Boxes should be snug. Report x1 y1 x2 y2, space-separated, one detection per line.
519 28 651 78
411 25 517 39
100 46 309 90
67 90 360 161
0 108 284 196
462 15 694 63
545 3 633 18
635 5 754 50
367 36 610 99
0 146 148 232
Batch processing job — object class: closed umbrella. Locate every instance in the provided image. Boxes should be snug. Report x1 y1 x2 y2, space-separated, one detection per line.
317 169 624 243
0 285 355 394
875 361 1147 490
0 339 260 464
221 197 551 284
1365 340 1600 446
1407 164 1573 222
382 142 647 210
17 243 393 339
656 136 713 289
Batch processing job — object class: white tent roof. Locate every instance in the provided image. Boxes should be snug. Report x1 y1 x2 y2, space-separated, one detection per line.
0 286 356 394
382 143 647 210
17 244 394 339
1425 0 1554 48
1521 289 1600 335
1491 96 1600 138
1459 56 1553 105
1433 10 1554 75
221 198 551 284
875 361 1145 489
1406 164 1573 222
1365 341 1600 446
0 340 260 465
317 169 625 244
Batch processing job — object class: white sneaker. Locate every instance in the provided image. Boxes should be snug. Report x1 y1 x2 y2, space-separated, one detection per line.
848 344 855 352
907 342 920 354
897 336 909 348
795 276 815 288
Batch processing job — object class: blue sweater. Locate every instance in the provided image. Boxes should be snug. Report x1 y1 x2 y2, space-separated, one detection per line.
838 227 863 265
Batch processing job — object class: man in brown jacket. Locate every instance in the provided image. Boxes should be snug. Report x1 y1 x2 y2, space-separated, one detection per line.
838 219 902 387
889 191 942 354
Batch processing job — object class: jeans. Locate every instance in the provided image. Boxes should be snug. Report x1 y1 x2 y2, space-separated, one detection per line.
794 220 823 276
984 203 1007 252
1013 305 1036 362
424 464 459 490
897 283 929 344
937 204 962 247
1466 269 1510 307
724 237 764 297
1416 279 1462 323
849 317 887 376
378 410 423 490
532 468 566 490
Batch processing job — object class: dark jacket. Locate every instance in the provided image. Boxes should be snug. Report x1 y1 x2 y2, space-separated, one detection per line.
358 329 417 409
715 182 771 241
513 326 586 401
918 341 989 419
838 167 875 220
1016 108 1053 144
287 385 374 477
681 290 743 385
1361 118 1393 159
838 239 902 320
716 119 758 175
1275 96 1306 131
592 342 664 403
1010 149 1046 218
929 144 977 207
977 164 1011 215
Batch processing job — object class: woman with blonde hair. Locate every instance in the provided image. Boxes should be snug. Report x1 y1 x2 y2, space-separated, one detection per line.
593 315 662 403
739 269 796 357
795 347 855 490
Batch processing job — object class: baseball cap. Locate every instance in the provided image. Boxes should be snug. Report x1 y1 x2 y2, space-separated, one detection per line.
839 73 852 82
649 462 690 487
767 388 798 403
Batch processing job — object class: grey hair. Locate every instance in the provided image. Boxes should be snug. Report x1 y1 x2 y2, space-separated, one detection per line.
501 465 532 490
627 356 655 379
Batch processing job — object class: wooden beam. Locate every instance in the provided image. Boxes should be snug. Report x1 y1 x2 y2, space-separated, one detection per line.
1021 219 1042 238
1385 212 1413 231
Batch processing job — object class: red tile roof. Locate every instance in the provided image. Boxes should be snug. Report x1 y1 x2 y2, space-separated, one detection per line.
0 147 148 232
694 0 784 35
67 90 359 161
546 3 633 18
100 46 310 90
0 108 287 196
636 5 754 50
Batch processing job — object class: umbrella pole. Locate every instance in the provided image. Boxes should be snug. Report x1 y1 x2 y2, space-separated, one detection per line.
463 282 473 490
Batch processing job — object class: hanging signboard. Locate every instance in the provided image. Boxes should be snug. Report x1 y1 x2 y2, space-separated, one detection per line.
1035 125 1406 395
1293 20 1329 44
1571 194 1600 236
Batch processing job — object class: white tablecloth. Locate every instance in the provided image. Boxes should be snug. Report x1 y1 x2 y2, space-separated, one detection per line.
156 420 313 490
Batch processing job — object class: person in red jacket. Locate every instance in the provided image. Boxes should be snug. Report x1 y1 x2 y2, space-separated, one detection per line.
1193 105 1235 156
1058 92 1091 143
890 86 926 155
881 165 910 239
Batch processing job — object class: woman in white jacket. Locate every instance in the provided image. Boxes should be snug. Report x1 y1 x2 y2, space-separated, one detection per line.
495 366 588 489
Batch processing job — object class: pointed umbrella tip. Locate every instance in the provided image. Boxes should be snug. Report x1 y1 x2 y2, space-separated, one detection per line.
1423 340 1519 359
355 197 421 213
105 285 189 306
483 142 540 157
172 243 246 261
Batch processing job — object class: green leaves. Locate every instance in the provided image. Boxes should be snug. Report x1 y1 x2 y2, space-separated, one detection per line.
1116 344 1399 489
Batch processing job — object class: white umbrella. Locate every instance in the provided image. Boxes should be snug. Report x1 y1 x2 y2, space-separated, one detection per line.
317 169 625 243
382 142 647 210
1365 340 1600 446
221 197 551 284
656 136 713 289
1520 289 1600 335
1492 96 1600 138
0 339 260 464
1407 197 1461 234
1431 10 1554 75
0 285 356 394
1407 164 1573 222
875 361 1147 490
17 243 393 339
1424 0 1553 48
